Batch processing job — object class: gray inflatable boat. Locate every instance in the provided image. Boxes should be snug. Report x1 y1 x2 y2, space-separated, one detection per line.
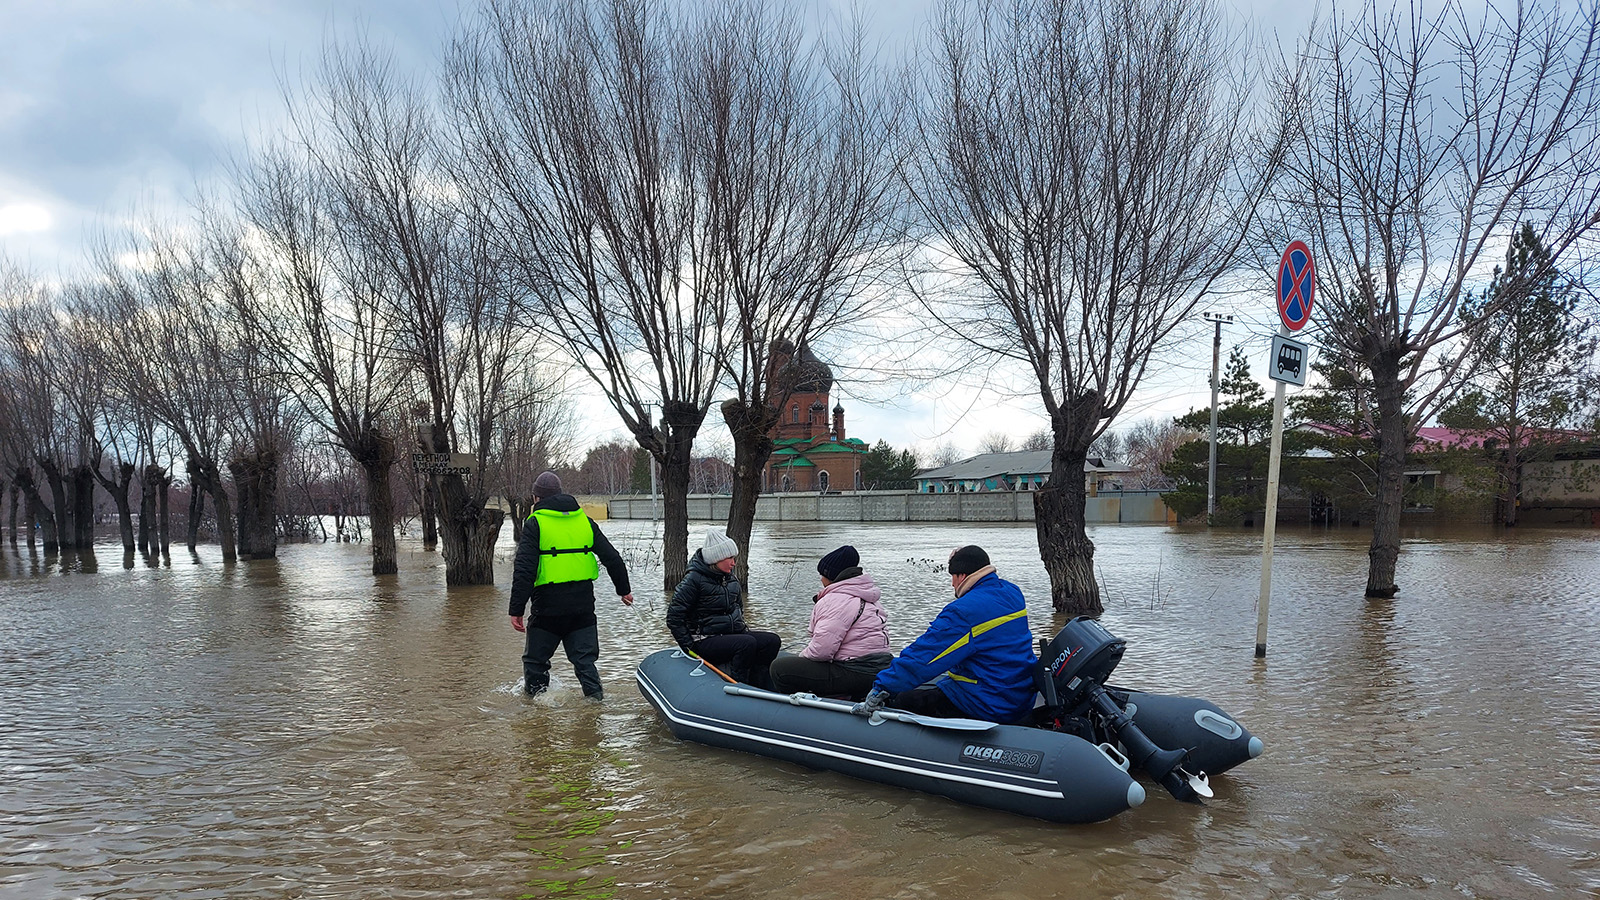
636 617 1260 824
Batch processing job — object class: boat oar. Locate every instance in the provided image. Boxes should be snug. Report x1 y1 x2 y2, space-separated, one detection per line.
723 684 997 732
674 648 739 684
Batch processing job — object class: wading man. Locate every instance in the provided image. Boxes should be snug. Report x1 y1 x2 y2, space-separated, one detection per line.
508 471 634 699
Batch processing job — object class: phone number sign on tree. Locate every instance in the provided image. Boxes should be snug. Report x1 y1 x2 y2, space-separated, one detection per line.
1277 240 1315 332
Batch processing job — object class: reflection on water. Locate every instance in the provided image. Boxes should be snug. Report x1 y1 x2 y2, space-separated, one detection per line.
2 522 1598 898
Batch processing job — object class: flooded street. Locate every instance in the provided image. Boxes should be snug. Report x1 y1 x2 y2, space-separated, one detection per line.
3 521 1598 899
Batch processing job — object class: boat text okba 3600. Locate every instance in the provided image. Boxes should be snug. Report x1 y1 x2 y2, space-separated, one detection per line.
636 617 1262 824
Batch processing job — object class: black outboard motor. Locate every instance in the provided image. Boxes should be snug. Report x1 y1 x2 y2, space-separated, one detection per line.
1041 617 1206 804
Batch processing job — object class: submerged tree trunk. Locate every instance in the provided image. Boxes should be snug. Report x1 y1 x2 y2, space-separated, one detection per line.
418 424 502 585
155 468 171 554
230 448 280 560
16 468 53 552
139 465 157 554
93 459 137 552
421 480 438 550
7 479 18 545
70 464 96 547
40 459 72 550
653 403 707 592
721 398 778 597
188 456 237 562
1500 449 1522 527
357 430 399 577
1035 441 1102 618
1366 356 1408 599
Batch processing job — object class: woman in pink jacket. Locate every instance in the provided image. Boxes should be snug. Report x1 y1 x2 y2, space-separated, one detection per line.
768 545 892 700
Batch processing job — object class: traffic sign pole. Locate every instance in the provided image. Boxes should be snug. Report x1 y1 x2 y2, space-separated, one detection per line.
1259 241 1316 660
1256 326 1289 659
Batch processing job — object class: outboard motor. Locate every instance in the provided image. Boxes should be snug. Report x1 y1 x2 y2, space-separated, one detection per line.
1042 617 1208 804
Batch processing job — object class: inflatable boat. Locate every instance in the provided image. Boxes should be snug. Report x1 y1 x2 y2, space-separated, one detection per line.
636 617 1262 824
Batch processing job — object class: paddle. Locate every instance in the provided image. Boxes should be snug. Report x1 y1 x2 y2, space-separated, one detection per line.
675 648 739 684
722 684 997 732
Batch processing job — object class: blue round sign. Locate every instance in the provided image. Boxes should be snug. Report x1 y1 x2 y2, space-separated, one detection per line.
1277 241 1315 332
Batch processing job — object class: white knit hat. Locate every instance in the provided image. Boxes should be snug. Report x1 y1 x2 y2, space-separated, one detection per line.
701 529 738 565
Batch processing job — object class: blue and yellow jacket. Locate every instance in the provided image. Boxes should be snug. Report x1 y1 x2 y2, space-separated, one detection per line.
874 571 1037 724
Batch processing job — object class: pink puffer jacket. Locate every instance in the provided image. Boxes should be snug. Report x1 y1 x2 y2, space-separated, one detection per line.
799 573 890 661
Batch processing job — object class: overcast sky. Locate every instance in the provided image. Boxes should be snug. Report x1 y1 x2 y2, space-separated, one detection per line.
0 0 1320 461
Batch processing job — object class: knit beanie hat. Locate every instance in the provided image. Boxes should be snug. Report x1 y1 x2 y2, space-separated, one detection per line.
533 471 563 498
701 529 738 565
947 545 990 576
817 545 860 581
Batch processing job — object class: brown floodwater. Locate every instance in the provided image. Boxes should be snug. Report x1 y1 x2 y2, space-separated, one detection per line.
2 521 1597 899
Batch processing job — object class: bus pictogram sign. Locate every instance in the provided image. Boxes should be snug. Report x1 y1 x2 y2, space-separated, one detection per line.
1277 241 1315 332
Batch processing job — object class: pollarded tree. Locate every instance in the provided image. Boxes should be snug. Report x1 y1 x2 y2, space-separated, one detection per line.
907 0 1282 615
451 0 731 589
1264 0 1600 596
1440 224 1600 525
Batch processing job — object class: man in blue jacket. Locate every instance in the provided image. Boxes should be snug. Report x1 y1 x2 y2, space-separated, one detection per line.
852 545 1037 724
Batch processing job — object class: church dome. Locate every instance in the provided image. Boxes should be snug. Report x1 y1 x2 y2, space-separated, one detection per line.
770 340 833 395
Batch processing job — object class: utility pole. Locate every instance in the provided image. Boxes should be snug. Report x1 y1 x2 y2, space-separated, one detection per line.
1202 312 1233 520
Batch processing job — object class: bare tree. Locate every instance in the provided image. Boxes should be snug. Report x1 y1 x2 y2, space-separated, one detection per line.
451 0 732 589
229 136 413 574
907 0 1280 614
978 431 1017 454
302 35 530 584
677 4 904 590
1020 428 1052 452
88 230 240 561
1266 0 1600 596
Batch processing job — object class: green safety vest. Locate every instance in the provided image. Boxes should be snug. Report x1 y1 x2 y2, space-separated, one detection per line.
529 507 600 586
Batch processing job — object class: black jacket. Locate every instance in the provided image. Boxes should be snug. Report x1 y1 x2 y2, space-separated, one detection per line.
507 494 631 618
665 550 747 649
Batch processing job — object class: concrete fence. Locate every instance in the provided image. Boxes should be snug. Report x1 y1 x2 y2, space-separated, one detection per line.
605 489 1174 525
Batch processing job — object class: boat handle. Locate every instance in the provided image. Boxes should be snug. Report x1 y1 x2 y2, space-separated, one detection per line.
1098 742 1132 772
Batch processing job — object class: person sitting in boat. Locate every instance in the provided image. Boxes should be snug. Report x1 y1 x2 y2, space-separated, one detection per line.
852 545 1037 724
667 529 782 690
767 545 892 701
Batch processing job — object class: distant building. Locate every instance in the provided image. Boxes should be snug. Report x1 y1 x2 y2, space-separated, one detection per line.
914 451 1133 494
763 341 868 492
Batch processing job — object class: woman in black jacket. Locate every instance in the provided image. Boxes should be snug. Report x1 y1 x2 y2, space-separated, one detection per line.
666 529 781 688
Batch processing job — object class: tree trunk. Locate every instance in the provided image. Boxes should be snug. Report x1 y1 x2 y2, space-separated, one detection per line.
1366 365 1407 599
7 479 18 545
93 460 137 552
507 497 533 543
419 424 502 585
188 456 237 562
40 459 71 550
1501 449 1521 527
421 479 438 549
186 479 202 551
70 464 96 546
155 467 171 554
139 465 157 554
1035 442 1103 617
230 458 255 558
653 404 707 592
231 449 280 560
358 434 399 576
16 467 56 553
721 398 777 597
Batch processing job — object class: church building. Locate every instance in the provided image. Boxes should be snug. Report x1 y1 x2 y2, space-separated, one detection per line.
763 341 868 493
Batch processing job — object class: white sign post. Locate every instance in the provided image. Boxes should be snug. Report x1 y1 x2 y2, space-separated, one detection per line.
1258 242 1315 659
